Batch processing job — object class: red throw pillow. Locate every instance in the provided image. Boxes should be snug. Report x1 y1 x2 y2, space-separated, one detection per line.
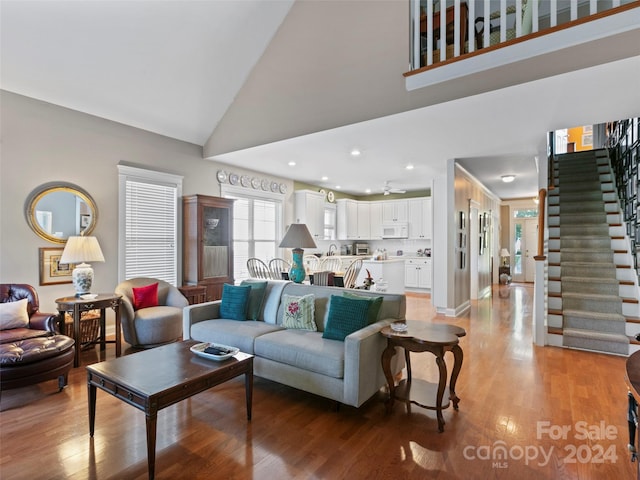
132 282 159 310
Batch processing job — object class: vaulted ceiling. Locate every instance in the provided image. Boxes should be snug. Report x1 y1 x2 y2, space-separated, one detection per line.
2 0 639 199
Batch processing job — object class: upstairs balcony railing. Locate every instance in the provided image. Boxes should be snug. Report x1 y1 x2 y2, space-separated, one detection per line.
410 0 639 71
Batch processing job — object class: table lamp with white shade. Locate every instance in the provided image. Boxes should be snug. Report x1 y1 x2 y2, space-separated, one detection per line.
278 224 317 283
500 248 511 266
59 234 105 296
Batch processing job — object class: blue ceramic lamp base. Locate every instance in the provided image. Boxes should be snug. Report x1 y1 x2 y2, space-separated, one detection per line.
288 248 306 283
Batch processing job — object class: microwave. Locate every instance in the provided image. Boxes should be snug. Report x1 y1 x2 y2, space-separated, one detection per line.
381 223 408 239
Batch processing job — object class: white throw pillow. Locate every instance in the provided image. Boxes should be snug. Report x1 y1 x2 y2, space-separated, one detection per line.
0 298 30 330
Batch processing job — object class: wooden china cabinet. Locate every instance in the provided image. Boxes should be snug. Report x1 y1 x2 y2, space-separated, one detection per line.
183 194 234 302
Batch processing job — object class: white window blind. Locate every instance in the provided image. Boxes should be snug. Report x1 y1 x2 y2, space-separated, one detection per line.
118 165 183 285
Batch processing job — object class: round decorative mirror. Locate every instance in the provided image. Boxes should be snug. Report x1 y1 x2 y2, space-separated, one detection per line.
25 182 98 244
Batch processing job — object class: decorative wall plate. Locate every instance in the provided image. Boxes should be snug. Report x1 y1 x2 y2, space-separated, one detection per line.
240 175 250 187
327 191 335 202
251 177 260 189
229 173 239 185
271 181 279 192
279 183 287 194
318 189 326 200
216 170 227 183
261 179 269 191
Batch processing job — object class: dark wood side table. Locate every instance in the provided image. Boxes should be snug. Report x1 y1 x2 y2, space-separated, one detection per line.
625 350 640 479
87 341 253 480
381 320 466 432
178 285 207 305
55 294 122 367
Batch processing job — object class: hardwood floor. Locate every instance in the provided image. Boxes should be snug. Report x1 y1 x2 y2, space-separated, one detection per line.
1 284 635 479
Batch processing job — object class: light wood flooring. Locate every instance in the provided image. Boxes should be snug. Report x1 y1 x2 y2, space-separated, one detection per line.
1 284 636 479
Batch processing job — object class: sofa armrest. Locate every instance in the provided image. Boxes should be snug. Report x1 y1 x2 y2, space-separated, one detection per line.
342 318 404 407
29 312 58 333
182 301 221 340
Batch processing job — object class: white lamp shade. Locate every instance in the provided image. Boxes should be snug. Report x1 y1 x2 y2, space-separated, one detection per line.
59 235 105 295
500 248 510 258
59 236 105 264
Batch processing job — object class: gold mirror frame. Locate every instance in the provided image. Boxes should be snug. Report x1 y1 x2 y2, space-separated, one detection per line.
25 182 98 244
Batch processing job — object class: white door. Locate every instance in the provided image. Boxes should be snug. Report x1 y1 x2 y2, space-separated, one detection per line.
513 217 537 283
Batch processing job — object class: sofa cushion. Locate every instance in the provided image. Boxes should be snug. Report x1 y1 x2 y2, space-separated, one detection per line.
322 295 371 341
190 319 284 354
220 284 251 321
255 329 345 378
343 292 383 324
132 282 159 310
281 294 316 331
240 279 268 321
0 298 30 330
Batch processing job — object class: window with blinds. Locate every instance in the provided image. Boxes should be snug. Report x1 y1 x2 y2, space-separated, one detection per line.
117 165 183 285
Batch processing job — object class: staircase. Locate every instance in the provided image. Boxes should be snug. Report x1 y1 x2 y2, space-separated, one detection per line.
547 149 637 355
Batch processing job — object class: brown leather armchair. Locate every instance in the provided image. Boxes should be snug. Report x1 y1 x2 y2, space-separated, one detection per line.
0 283 75 390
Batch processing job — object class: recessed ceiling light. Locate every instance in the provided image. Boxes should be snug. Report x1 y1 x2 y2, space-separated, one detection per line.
365 188 371 193
501 175 516 183
335 185 341 189
288 161 296 166
321 176 329 181
406 164 414 170
350 149 361 157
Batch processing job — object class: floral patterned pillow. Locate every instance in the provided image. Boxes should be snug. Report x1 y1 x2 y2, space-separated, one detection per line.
281 294 316 331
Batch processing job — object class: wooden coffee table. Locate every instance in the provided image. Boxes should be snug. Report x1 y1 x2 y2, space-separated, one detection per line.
381 320 465 432
86 340 253 479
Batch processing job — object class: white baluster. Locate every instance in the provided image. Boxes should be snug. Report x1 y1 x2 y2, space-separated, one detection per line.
440 0 447 62
413 0 420 69
427 0 434 66
483 0 490 49
468 0 475 52
590 0 597 15
516 0 523 38
532 0 539 33
454 0 461 57
550 0 557 27
500 0 507 43
570 0 578 20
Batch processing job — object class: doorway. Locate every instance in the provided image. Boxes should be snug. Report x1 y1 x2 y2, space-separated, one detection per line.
513 214 538 283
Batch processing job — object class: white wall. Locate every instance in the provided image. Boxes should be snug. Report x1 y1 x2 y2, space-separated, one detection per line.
0 91 295 312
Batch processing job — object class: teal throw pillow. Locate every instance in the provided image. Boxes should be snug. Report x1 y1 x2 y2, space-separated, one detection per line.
240 279 268 320
219 283 251 321
323 295 371 341
282 294 316 331
343 292 383 324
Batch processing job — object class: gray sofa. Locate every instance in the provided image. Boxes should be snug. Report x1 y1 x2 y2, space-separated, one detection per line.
183 280 406 408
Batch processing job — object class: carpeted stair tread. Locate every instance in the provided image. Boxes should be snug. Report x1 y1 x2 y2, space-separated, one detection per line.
562 309 625 323
559 202 606 213
560 236 611 248
561 276 619 295
563 329 629 355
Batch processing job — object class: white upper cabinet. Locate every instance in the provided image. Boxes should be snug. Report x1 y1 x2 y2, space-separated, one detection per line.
382 199 408 223
356 202 370 239
407 197 432 239
336 199 357 240
295 190 325 240
369 201 383 239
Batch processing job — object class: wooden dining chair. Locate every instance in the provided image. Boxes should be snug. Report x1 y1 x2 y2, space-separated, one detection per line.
268 258 291 280
246 258 271 279
319 256 342 273
342 258 363 289
303 255 320 274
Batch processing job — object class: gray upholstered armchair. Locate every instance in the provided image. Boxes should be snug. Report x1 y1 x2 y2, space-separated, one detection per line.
115 278 188 348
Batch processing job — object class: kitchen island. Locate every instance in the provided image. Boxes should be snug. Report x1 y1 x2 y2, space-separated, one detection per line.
357 258 405 294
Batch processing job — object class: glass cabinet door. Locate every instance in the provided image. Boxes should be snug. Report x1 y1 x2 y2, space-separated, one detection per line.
202 206 230 279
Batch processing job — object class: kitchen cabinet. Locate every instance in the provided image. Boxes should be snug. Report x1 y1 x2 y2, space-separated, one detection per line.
357 202 370 239
183 194 235 302
369 201 383 239
382 200 408 223
337 199 369 240
405 258 432 289
408 197 432 239
295 190 325 240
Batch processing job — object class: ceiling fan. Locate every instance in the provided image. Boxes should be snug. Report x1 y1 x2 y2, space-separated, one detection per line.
382 181 406 195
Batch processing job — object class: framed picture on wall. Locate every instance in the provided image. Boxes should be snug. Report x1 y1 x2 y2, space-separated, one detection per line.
39 247 75 286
